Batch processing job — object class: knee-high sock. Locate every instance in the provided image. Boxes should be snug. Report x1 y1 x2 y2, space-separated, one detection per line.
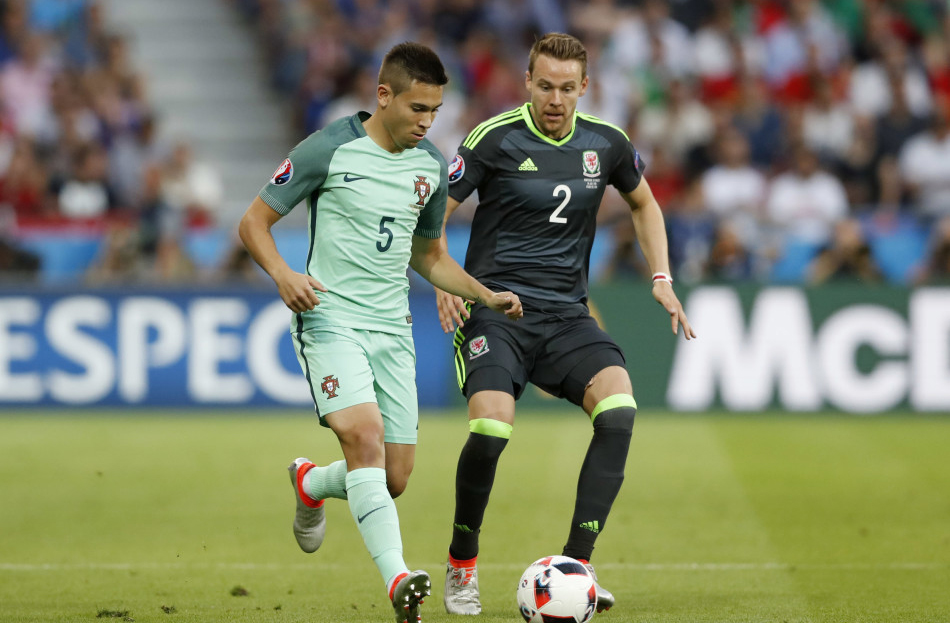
346 467 407 586
563 396 636 562
304 460 348 500
450 419 511 560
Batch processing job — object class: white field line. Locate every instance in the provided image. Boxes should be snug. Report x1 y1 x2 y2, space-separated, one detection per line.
0 562 946 572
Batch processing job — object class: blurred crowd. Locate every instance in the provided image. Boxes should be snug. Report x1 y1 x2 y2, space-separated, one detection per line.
3 0 950 287
232 0 950 285
0 0 222 283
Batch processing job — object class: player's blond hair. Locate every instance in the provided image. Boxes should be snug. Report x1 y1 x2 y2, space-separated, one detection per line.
528 33 588 79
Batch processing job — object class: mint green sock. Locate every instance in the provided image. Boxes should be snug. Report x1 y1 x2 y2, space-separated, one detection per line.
303 460 348 500
345 467 408 586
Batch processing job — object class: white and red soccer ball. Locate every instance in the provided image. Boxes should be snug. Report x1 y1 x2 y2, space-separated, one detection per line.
517 555 597 623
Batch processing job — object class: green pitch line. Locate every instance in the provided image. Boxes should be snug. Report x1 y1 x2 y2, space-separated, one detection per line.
0 411 948 623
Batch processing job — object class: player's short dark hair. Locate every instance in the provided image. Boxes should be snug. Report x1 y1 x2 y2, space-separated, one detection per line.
528 32 588 79
378 42 448 96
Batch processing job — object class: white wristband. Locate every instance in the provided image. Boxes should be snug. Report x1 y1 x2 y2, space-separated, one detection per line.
652 272 673 285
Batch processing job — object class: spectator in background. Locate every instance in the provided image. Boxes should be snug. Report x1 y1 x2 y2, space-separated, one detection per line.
808 217 882 284
898 95 950 221
317 66 378 129
692 3 746 104
732 75 785 168
763 0 846 100
707 218 755 281
874 68 929 160
664 178 717 283
160 141 223 229
835 113 879 208
0 138 52 223
36 71 102 163
802 77 853 161
912 215 950 284
107 113 166 209
766 144 848 245
0 31 57 136
0 200 40 279
607 0 694 81
701 128 767 233
849 36 932 119
62 1 111 69
922 31 950 102
0 0 29 66
53 142 117 220
637 78 714 167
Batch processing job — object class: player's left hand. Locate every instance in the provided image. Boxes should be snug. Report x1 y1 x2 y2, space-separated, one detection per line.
652 281 696 340
435 286 472 333
484 290 523 321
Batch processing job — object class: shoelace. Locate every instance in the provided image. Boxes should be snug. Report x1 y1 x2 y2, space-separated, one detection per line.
451 566 477 587
449 566 479 605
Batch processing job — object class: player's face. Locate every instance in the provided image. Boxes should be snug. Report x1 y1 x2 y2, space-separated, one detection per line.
378 80 443 152
525 54 588 140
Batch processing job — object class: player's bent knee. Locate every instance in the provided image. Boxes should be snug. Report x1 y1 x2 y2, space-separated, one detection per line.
591 394 637 433
586 365 633 394
469 417 513 439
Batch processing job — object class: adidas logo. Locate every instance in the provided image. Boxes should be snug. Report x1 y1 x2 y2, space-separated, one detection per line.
518 157 538 172
579 520 600 533
454 523 474 534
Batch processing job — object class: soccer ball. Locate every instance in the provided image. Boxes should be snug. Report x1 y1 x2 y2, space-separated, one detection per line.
516 555 597 623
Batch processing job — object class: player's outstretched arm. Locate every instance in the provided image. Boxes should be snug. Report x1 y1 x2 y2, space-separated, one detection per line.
410 235 523 323
239 196 327 313
621 179 696 340
433 196 472 331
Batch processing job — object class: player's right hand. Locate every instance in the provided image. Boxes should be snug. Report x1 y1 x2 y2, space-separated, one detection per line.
484 291 523 321
277 271 327 313
435 286 471 333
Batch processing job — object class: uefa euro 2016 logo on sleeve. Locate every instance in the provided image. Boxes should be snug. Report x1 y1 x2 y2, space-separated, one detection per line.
448 154 465 184
270 158 293 185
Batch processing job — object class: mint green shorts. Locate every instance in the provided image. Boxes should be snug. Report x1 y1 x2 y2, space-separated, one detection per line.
291 325 418 444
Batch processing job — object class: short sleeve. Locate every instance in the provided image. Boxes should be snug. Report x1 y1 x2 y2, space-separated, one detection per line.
414 151 447 238
258 132 333 215
608 140 646 194
447 143 488 204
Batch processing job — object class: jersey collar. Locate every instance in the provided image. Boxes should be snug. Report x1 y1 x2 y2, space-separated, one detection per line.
522 103 577 146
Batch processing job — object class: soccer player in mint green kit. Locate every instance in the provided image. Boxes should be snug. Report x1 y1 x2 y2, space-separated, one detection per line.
239 42 523 623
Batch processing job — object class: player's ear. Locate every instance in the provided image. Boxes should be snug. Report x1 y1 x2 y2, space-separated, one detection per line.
578 75 589 97
524 70 532 92
377 83 393 108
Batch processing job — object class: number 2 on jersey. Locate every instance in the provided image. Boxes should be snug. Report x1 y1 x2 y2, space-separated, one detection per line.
377 216 395 252
551 184 570 224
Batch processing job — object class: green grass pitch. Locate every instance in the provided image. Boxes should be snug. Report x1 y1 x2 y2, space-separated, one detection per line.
1 410 948 622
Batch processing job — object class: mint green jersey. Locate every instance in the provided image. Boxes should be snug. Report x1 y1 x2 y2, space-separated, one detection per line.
260 112 447 335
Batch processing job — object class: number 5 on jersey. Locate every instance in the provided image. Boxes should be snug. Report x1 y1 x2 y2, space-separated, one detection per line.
377 216 395 252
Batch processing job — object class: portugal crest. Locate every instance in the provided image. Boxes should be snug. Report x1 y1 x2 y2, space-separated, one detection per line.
582 150 600 178
413 175 431 206
320 375 340 399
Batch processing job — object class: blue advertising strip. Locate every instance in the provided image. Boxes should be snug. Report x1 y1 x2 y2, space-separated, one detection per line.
0 288 454 408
